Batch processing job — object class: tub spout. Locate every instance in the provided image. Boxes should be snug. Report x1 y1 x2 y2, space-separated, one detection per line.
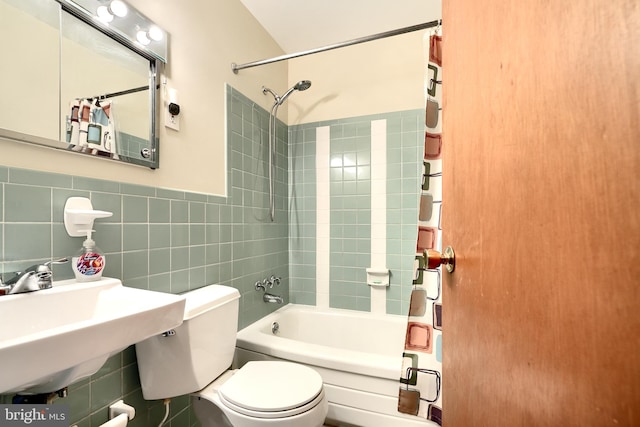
263 292 283 304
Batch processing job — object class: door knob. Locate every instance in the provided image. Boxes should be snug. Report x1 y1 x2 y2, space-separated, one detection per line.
425 246 456 273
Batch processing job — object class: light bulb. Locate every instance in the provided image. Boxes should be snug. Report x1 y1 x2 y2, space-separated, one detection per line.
136 30 151 45
109 0 128 17
148 25 163 41
96 5 114 23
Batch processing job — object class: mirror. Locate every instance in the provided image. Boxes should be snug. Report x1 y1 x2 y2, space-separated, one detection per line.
0 0 167 169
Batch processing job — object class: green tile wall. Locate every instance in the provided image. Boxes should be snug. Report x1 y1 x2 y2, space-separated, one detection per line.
0 85 288 426
288 123 317 305
385 111 424 315
328 117 373 311
289 109 422 314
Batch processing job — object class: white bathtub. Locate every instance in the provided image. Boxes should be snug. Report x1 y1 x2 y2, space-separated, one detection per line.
234 304 436 427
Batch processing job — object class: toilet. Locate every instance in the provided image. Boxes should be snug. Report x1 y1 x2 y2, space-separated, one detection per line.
135 285 328 427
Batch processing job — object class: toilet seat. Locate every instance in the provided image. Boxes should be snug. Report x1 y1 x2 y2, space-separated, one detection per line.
217 361 324 419
219 387 326 419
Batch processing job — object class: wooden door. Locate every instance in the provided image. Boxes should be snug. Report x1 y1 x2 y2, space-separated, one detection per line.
442 1 640 426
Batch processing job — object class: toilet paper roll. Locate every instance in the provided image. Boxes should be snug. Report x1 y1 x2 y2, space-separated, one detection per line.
99 413 128 427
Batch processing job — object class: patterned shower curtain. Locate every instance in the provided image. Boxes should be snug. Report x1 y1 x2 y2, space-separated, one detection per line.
66 98 119 159
397 26 443 426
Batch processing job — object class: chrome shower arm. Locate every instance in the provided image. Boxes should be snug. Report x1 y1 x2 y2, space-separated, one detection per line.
262 86 280 103
261 80 311 222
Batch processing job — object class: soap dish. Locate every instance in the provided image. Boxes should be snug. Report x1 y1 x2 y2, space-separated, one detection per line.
366 268 390 287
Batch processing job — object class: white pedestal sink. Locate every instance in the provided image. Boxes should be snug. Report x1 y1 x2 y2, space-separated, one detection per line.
0 277 186 394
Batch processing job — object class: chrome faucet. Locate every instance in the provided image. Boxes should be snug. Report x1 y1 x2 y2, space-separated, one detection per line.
254 274 283 304
263 293 283 304
269 275 281 286
254 279 269 292
0 258 68 295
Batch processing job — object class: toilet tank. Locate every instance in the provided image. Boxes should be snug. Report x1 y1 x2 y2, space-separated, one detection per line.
135 285 240 400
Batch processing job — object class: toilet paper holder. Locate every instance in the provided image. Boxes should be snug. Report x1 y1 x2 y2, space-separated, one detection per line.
70 401 135 427
109 400 135 420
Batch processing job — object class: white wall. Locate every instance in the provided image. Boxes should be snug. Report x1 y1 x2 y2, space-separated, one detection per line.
286 31 426 125
287 2 441 125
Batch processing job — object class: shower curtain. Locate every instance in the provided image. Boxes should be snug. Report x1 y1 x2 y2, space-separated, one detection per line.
66 98 119 159
397 27 443 426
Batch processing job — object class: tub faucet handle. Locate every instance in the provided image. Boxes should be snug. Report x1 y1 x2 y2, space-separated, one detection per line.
255 280 267 292
269 275 281 287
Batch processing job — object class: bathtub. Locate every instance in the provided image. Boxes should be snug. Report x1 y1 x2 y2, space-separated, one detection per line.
234 304 436 427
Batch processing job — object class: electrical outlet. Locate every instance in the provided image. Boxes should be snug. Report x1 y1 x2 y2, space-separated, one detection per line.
165 109 180 131
165 87 180 131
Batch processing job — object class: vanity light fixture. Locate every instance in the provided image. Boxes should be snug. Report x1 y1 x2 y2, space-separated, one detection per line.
136 30 151 45
96 5 114 22
136 25 164 46
148 25 163 41
63 0 168 62
109 0 127 17
95 0 127 23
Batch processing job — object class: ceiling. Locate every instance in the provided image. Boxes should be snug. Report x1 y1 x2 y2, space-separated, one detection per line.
239 0 442 54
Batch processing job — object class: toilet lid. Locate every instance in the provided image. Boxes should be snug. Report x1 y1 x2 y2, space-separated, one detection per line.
219 361 323 414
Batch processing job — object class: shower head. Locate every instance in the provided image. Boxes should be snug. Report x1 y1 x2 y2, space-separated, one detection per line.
294 80 312 91
277 80 312 105
262 80 312 106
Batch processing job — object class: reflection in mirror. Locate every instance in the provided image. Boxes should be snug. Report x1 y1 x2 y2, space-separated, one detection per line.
61 11 150 162
0 0 167 169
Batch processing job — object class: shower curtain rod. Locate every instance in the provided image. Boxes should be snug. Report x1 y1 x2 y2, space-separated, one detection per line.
85 85 150 101
231 19 442 73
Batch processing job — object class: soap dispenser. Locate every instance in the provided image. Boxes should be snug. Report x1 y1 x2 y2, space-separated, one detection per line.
63 197 112 282
72 229 105 282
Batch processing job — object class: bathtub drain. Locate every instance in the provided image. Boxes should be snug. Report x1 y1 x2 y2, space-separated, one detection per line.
271 321 279 335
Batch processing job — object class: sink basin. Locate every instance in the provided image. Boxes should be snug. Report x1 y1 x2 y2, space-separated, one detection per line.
0 277 185 394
